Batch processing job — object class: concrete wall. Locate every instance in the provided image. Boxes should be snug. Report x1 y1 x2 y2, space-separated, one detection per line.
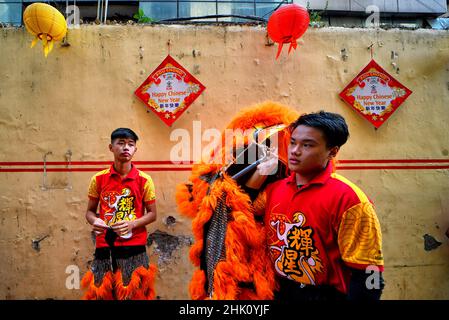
0 24 448 299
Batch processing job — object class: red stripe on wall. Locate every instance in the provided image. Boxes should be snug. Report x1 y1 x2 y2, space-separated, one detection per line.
0 159 447 167
0 159 448 172
0 160 194 166
0 167 193 173
2 166 448 172
337 159 449 164
336 165 449 170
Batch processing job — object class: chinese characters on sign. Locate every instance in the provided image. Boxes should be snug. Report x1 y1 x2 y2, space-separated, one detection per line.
339 59 412 129
135 55 206 126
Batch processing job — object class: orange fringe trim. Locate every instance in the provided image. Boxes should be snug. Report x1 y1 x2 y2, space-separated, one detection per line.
189 269 207 300
81 271 114 300
81 264 157 300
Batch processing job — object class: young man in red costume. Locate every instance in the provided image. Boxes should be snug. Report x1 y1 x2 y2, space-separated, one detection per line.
81 128 158 300
247 111 385 300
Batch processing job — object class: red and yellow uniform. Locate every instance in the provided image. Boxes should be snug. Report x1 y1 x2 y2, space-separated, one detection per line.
88 164 156 247
81 164 157 300
265 161 384 295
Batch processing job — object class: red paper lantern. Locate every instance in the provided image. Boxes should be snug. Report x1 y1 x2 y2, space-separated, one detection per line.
267 4 310 59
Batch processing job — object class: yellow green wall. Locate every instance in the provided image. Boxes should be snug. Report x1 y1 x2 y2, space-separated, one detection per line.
0 25 448 299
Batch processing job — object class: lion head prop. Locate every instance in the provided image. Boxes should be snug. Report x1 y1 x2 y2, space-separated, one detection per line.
176 101 299 299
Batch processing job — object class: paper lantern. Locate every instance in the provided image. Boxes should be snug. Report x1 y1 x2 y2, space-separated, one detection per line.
23 3 67 57
267 4 310 59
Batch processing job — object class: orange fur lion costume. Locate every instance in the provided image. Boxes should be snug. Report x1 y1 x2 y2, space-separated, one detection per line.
176 101 299 299
80 246 157 300
81 264 157 300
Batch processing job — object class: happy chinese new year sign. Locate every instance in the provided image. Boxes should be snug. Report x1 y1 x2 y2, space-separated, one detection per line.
135 55 206 126
339 59 412 129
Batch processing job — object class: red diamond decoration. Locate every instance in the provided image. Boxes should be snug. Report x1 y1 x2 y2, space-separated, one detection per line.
135 55 206 126
339 59 412 129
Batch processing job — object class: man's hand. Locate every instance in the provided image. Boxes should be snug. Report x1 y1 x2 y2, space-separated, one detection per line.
257 149 279 176
92 218 109 235
111 220 135 237
244 148 279 190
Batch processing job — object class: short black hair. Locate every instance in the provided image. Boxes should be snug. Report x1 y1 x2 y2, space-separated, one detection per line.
290 111 349 148
111 128 139 143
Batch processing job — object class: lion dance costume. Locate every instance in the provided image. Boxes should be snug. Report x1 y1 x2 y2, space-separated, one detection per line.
176 101 299 299
80 244 157 300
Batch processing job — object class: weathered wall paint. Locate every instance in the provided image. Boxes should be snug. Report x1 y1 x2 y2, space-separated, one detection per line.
0 25 448 299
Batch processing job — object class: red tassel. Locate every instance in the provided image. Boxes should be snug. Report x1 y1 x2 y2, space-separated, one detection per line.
275 43 284 59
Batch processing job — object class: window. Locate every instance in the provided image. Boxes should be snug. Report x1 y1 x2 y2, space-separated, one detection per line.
139 0 287 22
0 1 22 26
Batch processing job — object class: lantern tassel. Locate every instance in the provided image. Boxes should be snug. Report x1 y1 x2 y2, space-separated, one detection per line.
48 40 54 55
42 33 51 58
42 35 49 57
30 36 39 48
275 43 284 60
288 41 298 55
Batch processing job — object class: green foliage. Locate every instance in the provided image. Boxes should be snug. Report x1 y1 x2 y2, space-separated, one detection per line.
133 9 154 23
307 1 328 24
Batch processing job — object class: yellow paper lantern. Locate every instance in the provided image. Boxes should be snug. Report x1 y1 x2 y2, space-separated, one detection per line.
23 3 67 57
